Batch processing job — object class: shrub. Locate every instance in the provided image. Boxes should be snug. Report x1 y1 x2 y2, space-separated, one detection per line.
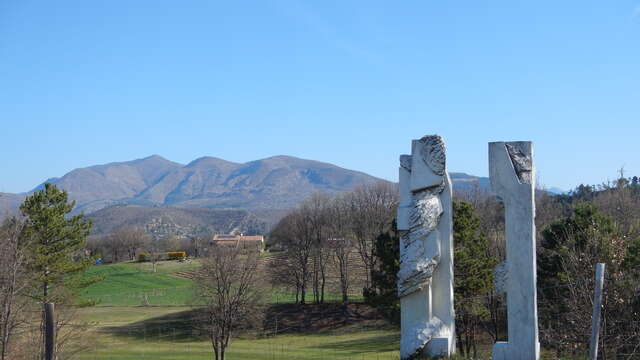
137 253 151 262
167 251 187 260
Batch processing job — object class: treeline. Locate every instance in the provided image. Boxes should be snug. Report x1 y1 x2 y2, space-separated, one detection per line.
447 174 640 358
269 173 640 358
86 228 211 264
268 182 398 304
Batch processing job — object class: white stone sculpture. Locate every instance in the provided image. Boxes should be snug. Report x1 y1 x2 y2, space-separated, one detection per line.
489 141 540 360
397 135 455 359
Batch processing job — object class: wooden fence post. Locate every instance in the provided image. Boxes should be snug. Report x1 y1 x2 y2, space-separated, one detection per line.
589 263 605 360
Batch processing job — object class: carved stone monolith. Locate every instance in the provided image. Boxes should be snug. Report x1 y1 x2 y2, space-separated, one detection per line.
397 135 455 359
489 141 540 360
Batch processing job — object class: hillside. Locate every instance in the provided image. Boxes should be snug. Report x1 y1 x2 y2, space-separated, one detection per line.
87 205 267 237
0 192 25 215
449 172 491 192
0 156 500 237
2 155 384 214
1 155 499 216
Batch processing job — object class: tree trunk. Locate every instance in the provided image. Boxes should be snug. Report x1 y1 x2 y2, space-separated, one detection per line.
456 329 464 357
44 303 55 360
320 267 326 304
212 338 219 360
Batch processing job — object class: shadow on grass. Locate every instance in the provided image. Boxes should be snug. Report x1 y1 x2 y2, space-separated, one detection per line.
312 333 399 355
103 308 206 342
104 302 396 345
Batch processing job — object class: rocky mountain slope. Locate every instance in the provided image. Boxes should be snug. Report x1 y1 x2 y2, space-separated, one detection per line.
86 205 267 237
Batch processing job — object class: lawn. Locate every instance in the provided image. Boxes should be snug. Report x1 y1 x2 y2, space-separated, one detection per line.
77 329 400 360
75 306 400 360
81 260 362 306
75 260 400 359
81 261 197 306
74 261 571 359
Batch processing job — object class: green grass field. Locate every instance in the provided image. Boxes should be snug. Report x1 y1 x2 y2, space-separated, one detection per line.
77 323 400 360
75 260 400 359
81 261 196 306
75 305 399 360
81 260 363 306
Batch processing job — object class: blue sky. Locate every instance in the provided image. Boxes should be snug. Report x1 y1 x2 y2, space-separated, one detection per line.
1 1 639 193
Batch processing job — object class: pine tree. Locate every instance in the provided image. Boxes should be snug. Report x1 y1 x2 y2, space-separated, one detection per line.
20 183 95 303
453 200 496 358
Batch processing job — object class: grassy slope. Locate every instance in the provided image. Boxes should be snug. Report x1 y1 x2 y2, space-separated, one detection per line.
82 259 363 306
81 261 197 306
77 260 400 359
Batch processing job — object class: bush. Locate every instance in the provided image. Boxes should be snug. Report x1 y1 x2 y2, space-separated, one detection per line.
365 220 400 324
137 251 187 262
137 253 151 262
167 251 187 260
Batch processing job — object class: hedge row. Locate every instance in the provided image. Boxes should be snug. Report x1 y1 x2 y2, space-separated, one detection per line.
137 251 187 262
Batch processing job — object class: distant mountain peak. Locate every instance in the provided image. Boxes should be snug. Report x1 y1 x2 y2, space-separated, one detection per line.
262 155 302 161
186 156 240 168
141 154 170 161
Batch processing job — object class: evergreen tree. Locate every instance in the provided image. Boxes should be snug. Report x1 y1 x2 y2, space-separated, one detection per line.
538 202 617 301
20 183 95 303
537 203 635 356
364 220 400 323
453 200 496 358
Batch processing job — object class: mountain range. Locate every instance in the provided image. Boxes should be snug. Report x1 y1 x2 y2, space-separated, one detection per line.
0 155 498 235
1 155 389 214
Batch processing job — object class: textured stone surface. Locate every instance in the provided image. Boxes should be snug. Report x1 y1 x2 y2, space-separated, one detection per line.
494 261 508 295
489 141 540 360
398 135 455 359
505 143 533 184
410 138 446 193
419 135 446 176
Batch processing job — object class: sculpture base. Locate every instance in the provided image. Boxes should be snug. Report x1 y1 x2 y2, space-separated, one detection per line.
492 341 540 360
423 337 453 358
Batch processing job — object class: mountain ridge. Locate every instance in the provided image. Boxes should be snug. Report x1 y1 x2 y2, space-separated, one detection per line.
1 155 507 218
2 155 388 214
0 155 510 237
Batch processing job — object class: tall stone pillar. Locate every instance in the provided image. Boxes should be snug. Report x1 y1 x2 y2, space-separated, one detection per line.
397 135 455 359
489 141 540 360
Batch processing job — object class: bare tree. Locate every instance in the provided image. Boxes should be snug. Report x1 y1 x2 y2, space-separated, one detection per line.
188 235 209 258
194 246 263 360
162 235 183 252
21 302 95 360
269 211 313 303
303 194 331 304
345 181 397 290
105 231 126 263
146 236 161 273
109 227 148 261
268 253 304 303
594 169 640 241
0 217 26 360
327 195 354 303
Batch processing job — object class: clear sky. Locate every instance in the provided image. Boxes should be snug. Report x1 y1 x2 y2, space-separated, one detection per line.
1 1 639 193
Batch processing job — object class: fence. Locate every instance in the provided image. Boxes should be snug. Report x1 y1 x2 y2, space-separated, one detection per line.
10 313 401 360
8 272 640 359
